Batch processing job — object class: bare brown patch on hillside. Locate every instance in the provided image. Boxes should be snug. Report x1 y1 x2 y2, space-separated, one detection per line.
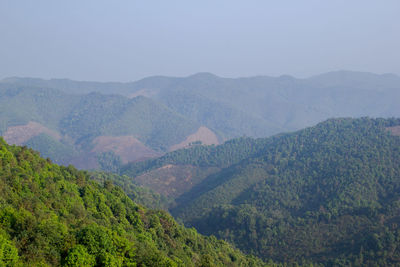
169 126 219 151
135 165 220 198
3 121 61 145
91 136 161 163
387 126 400 136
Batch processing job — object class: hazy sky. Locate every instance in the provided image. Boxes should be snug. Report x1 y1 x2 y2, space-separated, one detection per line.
1 1 399 81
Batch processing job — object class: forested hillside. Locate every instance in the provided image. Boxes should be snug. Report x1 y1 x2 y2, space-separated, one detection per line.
119 137 273 201
0 137 269 266
3 75 400 265
2 71 400 169
0 84 205 169
118 118 400 265
4 71 400 140
121 137 270 177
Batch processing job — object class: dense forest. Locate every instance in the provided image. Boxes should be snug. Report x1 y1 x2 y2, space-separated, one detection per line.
117 118 400 265
4 71 400 139
0 84 199 169
3 1 400 266
2 71 400 170
0 137 270 266
120 137 271 177
2 76 400 265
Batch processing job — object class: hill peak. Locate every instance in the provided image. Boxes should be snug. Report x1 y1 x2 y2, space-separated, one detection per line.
188 72 219 79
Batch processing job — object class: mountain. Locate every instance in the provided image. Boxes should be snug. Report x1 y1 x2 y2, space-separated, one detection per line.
0 137 267 266
4 71 400 140
308 70 400 90
119 137 271 201
1 70 400 170
0 84 219 169
0 77 134 95
118 118 400 265
129 71 400 134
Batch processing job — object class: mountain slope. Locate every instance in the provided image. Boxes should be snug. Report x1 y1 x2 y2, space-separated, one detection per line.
2 71 400 170
5 71 400 140
0 85 209 169
0 137 267 266
58 93 199 151
0 84 79 134
120 137 271 200
177 118 400 265
131 71 400 133
119 118 400 265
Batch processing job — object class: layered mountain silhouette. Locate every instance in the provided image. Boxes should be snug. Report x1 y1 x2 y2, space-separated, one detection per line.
1 71 399 169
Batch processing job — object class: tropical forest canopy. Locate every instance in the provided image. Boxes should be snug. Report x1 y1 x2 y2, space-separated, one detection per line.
0 137 269 266
117 118 400 266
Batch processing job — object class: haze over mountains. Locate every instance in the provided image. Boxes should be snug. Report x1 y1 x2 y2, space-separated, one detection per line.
1 71 400 265
1 70 399 169
2 1 400 266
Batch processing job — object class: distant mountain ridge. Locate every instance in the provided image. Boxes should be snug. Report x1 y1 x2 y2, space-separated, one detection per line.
0 84 217 169
3 70 399 135
1 70 400 169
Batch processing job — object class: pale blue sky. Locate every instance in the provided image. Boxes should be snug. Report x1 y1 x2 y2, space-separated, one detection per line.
0 0 399 81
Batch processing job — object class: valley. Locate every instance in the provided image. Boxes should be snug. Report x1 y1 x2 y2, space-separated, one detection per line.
1 73 400 266
2 2 399 266
117 118 400 265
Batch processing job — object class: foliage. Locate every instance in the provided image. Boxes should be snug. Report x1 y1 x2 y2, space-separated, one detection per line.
119 118 400 265
156 89 276 139
171 118 400 265
0 84 79 134
25 133 77 165
0 85 198 169
97 152 123 173
120 137 270 177
10 71 400 140
3 70 400 168
59 93 198 152
0 137 268 266
0 231 20 266
89 171 172 210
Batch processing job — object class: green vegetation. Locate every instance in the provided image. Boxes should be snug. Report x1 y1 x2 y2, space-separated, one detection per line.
89 171 172 210
0 85 198 169
3 73 400 265
25 133 77 165
121 137 270 177
0 84 78 134
119 137 274 205
118 118 400 265
97 152 123 173
175 118 400 265
2 71 400 169
0 137 268 266
59 93 198 152
156 89 277 139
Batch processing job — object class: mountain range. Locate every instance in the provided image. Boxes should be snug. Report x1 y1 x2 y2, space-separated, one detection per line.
0 137 268 266
1 70 399 170
117 117 400 265
2 70 400 265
